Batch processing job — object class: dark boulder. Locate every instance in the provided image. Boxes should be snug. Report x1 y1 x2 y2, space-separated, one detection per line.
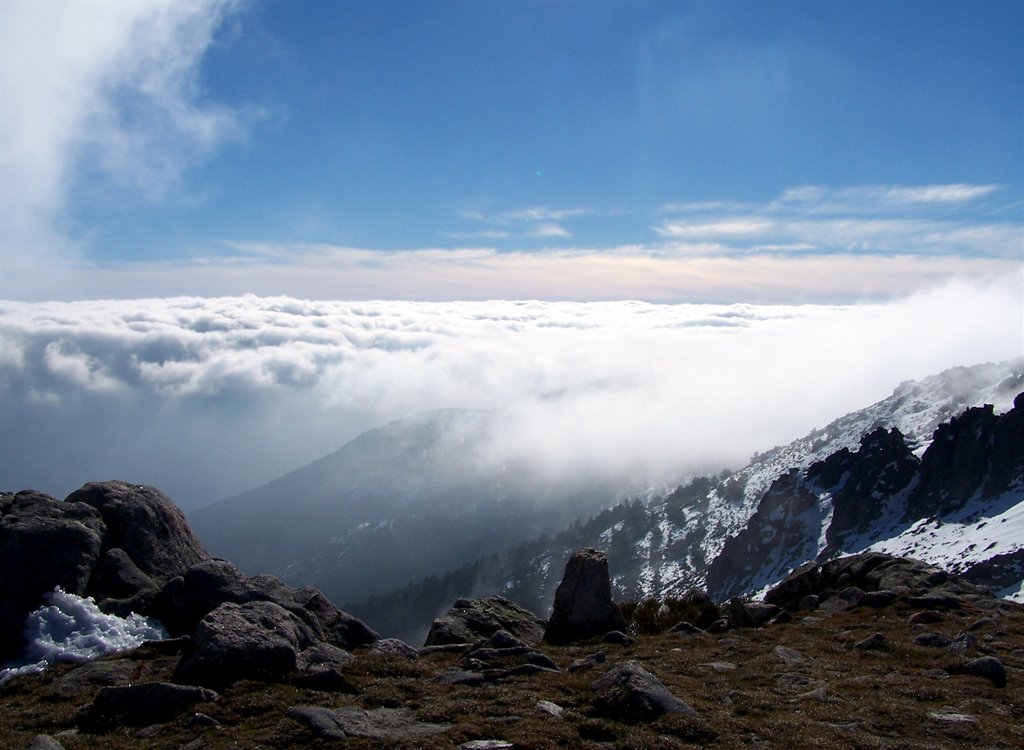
153 558 378 650
66 481 209 582
0 491 105 662
960 656 1007 688
543 548 626 645
590 660 698 723
85 682 218 728
172 600 317 689
425 595 545 647
88 547 157 601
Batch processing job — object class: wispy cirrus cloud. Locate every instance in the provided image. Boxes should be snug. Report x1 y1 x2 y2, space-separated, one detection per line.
655 183 1021 258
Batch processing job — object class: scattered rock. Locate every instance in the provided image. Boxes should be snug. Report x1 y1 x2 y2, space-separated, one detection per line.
968 617 998 631
187 712 221 728
590 660 698 723
960 656 1007 688
432 669 486 686
544 548 627 645
668 621 704 636
287 706 450 741
927 710 978 724
859 590 898 607
794 685 827 703
536 699 564 717
908 594 961 610
853 633 889 651
368 638 419 659
950 632 977 655
908 610 944 625
702 661 737 673
914 632 953 648
772 645 810 669
921 668 950 680
86 683 218 728
603 630 633 646
56 659 135 696
775 673 820 693
425 596 545 647
27 737 65 750
459 742 514 750
568 652 607 672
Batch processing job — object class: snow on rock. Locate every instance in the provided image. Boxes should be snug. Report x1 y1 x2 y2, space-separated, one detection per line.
0 588 167 686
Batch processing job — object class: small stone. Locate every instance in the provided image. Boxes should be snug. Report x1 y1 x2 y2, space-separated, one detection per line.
27 737 65 750
908 610 944 626
914 632 953 648
536 700 564 717
432 670 485 686
908 594 960 610
458 742 514 750
368 638 419 659
927 710 977 724
968 617 997 631
702 661 737 673
668 621 703 635
921 669 950 680
134 725 162 739
794 686 827 703
950 632 977 655
188 712 221 728
859 590 898 607
770 611 793 625
773 645 810 668
853 633 888 651
797 594 820 611
603 630 633 646
568 652 606 672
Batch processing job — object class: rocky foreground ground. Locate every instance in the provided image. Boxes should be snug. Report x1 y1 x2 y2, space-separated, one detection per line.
1 483 1022 749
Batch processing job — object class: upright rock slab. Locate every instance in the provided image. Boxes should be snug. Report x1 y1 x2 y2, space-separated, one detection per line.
543 548 626 645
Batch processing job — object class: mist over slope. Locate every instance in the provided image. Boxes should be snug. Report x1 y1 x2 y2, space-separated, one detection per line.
189 409 637 604
351 360 1024 643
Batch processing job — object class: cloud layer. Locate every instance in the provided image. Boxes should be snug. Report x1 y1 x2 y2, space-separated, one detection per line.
2 280 1021 507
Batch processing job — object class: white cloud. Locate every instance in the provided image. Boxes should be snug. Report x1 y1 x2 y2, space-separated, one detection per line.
1 279 1021 506
0 0 250 277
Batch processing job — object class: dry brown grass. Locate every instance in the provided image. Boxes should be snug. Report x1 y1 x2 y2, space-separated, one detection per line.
1 597 1022 749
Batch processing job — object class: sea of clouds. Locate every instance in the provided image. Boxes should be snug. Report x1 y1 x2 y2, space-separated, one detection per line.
1 276 1021 508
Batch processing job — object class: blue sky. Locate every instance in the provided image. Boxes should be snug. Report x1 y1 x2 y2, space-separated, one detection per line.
1 0 1021 301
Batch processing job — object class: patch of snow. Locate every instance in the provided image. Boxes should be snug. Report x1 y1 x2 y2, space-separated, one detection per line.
0 588 167 686
865 487 1024 574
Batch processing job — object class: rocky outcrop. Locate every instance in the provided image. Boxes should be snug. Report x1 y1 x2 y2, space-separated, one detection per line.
66 481 209 581
1 480 378 690
906 393 1024 519
764 552 996 613
544 548 627 645
0 491 105 662
424 595 545 646
808 427 919 551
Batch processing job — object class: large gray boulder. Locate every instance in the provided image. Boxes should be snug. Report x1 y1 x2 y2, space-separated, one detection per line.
425 595 545 646
172 600 317 689
590 660 698 723
66 481 209 582
0 491 105 662
543 548 626 645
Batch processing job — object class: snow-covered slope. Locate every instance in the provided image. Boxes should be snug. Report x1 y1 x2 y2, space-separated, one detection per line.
351 359 1024 642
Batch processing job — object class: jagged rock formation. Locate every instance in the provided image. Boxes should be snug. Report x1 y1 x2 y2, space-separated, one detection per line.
543 548 627 645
